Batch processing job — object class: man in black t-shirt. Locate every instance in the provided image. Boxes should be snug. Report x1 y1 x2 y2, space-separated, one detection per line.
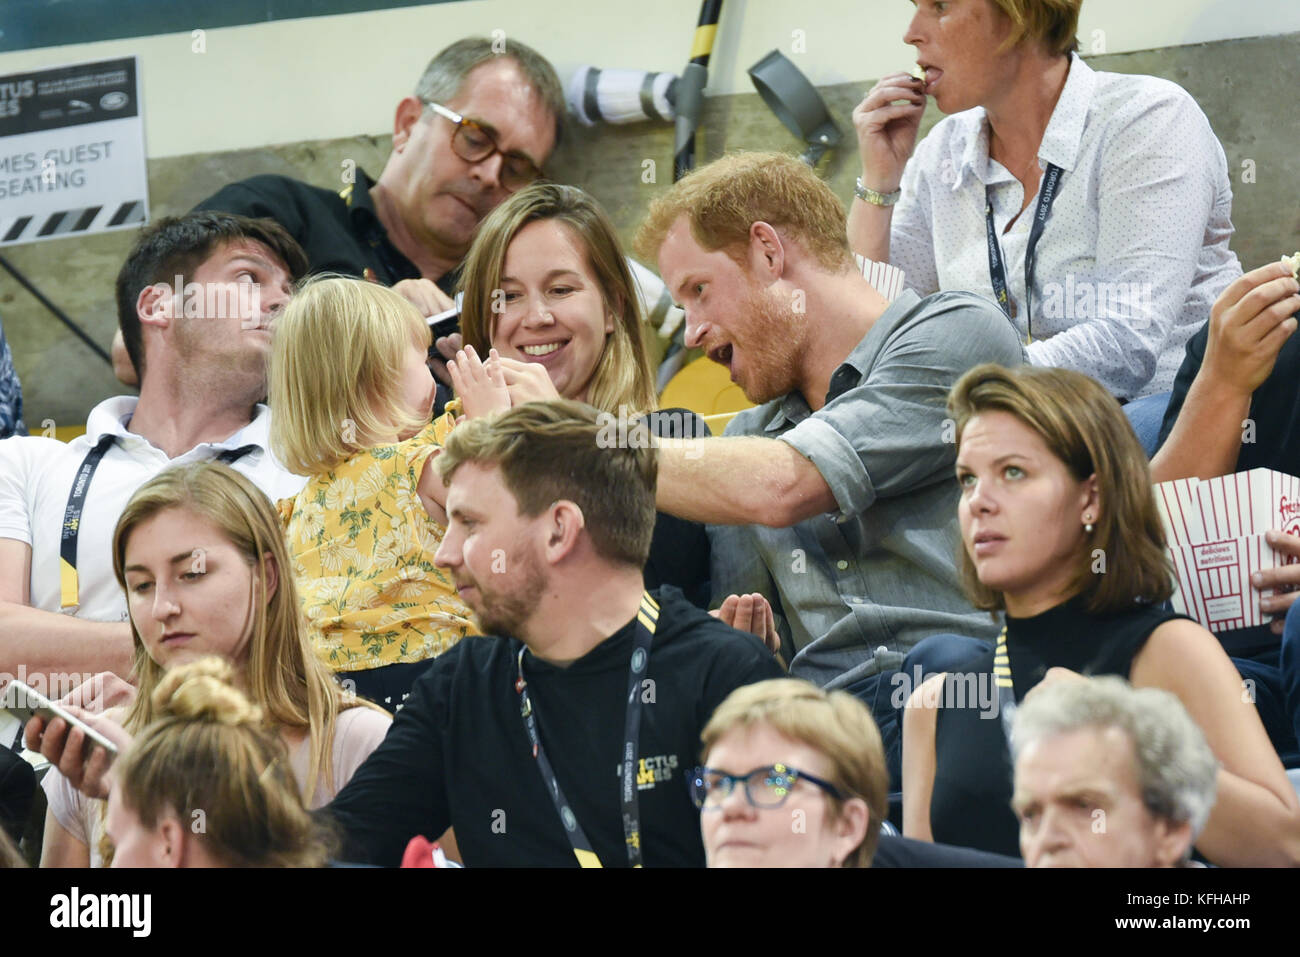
1151 257 1300 765
325 401 783 867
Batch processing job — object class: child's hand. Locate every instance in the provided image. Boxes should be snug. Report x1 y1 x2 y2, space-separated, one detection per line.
495 356 563 405
447 345 511 418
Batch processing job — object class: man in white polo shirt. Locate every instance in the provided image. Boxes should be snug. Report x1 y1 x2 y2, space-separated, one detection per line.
0 211 308 692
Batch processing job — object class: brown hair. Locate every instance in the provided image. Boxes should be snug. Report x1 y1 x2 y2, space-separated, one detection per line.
948 363 1173 615
634 151 855 274
458 183 658 415
989 0 1081 56
116 211 308 380
111 463 383 802
700 679 888 867
436 399 656 568
115 657 335 867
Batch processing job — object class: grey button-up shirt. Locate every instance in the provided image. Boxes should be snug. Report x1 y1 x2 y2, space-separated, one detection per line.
708 289 1024 689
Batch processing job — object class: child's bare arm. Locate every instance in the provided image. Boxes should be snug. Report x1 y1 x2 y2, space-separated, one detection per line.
417 452 450 525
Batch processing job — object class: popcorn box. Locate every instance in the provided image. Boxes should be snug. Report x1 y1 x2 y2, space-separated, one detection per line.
1167 534 1285 631
1154 476 1204 546
1155 469 1300 632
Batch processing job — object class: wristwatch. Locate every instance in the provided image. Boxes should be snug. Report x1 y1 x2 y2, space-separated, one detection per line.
855 177 902 207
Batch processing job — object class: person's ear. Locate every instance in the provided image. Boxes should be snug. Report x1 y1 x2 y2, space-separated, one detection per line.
1081 473 1101 527
157 815 186 869
137 281 175 330
543 501 586 565
259 551 279 604
829 797 870 868
391 96 426 152
747 222 786 283
1152 818 1193 868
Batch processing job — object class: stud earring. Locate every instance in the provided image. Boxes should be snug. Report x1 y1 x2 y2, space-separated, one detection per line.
1084 513 1094 534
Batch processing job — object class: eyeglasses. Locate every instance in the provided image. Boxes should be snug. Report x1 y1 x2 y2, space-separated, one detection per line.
423 101 543 192
689 763 847 810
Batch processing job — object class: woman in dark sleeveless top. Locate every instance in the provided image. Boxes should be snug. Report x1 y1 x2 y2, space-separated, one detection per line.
902 364 1300 866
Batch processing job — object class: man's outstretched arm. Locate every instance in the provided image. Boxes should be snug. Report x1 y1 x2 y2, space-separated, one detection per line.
656 436 836 528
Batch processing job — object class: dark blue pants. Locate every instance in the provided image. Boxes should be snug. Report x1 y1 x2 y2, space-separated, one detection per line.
1231 602 1300 769
844 633 994 791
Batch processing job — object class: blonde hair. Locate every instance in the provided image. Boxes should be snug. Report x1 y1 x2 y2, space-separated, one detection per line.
635 151 855 275
270 275 431 475
989 0 1082 56
111 463 382 808
699 679 888 867
458 183 658 415
948 364 1174 615
114 657 335 867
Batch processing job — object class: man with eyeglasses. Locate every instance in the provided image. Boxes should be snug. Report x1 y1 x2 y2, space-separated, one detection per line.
111 37 563 387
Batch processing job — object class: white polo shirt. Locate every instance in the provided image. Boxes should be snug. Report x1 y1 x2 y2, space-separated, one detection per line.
0 396 305 623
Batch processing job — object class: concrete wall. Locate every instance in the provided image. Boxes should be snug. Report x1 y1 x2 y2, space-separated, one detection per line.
3 26 1298 428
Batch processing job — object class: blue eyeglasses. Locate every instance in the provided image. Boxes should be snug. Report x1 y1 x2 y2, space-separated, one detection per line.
689 763 847 810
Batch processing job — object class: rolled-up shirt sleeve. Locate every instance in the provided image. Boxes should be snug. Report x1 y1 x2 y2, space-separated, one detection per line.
1026 92 1222 397
778 295 1023 522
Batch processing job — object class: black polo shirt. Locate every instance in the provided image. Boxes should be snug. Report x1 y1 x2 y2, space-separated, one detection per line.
193 169 459 295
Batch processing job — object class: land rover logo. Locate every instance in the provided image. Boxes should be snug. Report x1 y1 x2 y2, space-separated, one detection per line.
100 91 128 110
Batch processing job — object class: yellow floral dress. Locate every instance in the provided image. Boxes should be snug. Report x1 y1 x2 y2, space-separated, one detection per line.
279 416 477 673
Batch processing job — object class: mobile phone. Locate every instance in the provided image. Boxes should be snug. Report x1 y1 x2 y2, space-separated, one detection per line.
427 291 464 344
427 308 461 343
1 680 119 760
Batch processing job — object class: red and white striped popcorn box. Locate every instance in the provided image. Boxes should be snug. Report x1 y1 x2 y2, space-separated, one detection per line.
1194 468 1300 540
1154 477 1205 547
1168 533 1285 631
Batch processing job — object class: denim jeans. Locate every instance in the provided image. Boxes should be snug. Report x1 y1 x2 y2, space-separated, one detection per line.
1123 390 1172 458
844 633 994 790
1231 602 1300 769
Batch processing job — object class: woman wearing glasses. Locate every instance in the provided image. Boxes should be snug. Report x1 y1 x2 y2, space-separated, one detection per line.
691 679 889 867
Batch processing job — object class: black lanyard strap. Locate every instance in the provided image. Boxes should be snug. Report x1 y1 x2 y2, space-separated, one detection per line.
58 438 257 610
516 591 660 868
985 162 1064 344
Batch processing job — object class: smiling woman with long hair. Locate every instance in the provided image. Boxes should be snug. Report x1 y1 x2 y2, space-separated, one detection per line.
38 462 390 867
448 183 711 605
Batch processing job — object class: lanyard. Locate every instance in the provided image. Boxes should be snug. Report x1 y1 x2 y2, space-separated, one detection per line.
59 439 257 610
992 625 1017 743
515 591 660 868
984 162 1064 344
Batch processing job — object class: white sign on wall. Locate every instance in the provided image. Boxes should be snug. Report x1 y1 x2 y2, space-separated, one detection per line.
0 56 149 246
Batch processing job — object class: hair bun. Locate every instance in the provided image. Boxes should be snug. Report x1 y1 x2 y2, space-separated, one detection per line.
151 656 263 727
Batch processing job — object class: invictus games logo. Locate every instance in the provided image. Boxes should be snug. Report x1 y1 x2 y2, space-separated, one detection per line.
618 754 678 791
152 276 262 324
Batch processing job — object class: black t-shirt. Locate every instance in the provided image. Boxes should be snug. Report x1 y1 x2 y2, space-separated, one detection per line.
326 585 783 867
1157 320 1300 479
193 170 458 295
930 597 1182 858
644 409 711 607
